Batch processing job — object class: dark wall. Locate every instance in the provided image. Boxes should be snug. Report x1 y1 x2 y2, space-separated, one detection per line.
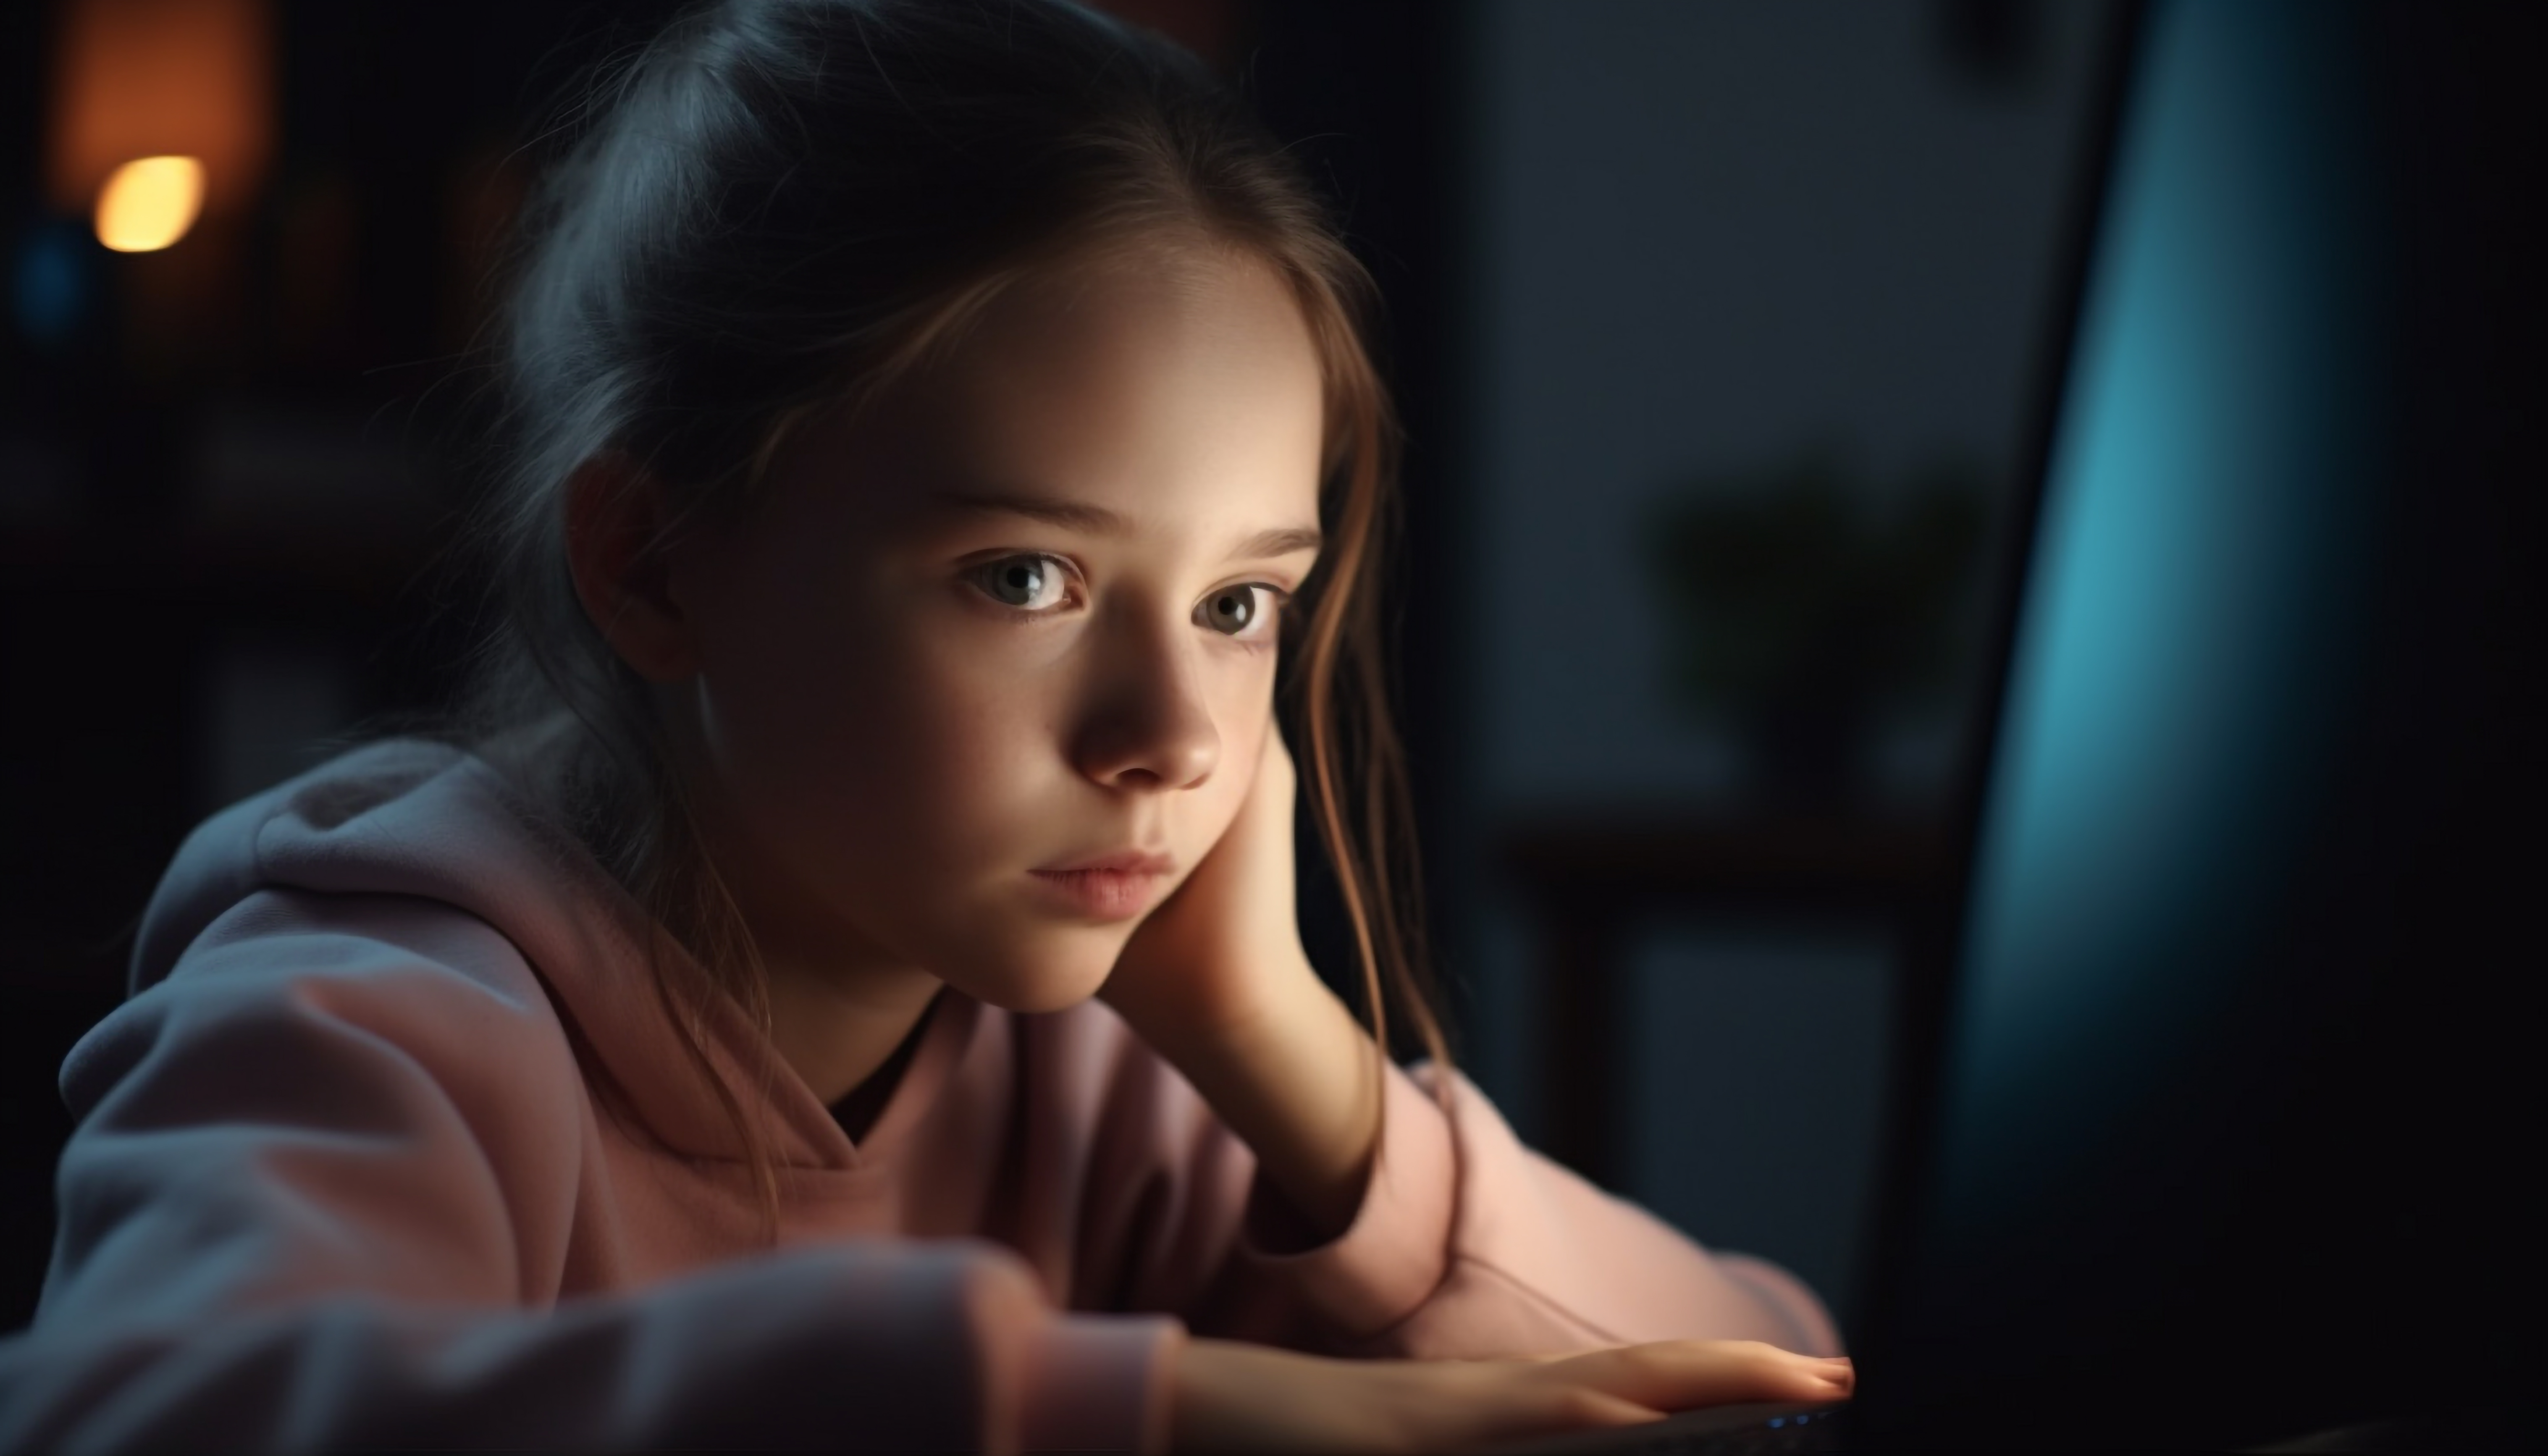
1450 0 2120 1322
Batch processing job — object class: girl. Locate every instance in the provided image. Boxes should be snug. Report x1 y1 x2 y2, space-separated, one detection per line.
0 1 1845 1450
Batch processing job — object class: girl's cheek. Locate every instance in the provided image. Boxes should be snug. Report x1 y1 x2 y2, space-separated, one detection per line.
853 625 1058 821
703 605 932 822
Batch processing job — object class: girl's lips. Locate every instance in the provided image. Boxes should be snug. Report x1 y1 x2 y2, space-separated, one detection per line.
1037 849 1176 875
1026 866 1166 920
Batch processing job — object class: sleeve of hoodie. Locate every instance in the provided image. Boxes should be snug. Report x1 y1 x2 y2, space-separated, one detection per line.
0 887 1179 1456
1077 1011 1841 1363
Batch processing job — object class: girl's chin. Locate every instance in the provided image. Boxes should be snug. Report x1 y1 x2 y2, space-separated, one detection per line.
945 930 1130 1016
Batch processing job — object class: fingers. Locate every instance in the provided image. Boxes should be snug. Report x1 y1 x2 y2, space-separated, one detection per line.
1165 1338 1847 1456
1525 1386 1669 1431
1509 1343 1632 1365
1522 1339 1853 1413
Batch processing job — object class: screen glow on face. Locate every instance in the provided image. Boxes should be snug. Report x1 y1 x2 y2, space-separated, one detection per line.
667 245 1328 1015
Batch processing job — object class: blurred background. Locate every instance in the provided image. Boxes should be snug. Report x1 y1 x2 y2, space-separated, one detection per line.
0 7 2533 1438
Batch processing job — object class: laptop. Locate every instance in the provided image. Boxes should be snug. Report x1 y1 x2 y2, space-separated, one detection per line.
1489 0 2539 1448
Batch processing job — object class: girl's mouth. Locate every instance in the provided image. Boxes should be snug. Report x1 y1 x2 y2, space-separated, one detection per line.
1029 845 1175 920
1026 867 1167 920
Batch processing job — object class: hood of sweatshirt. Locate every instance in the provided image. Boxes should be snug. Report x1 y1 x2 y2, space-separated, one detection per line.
120 727 976 1174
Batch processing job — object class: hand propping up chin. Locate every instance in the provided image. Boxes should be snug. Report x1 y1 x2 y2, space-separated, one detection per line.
1101 719 1309 1052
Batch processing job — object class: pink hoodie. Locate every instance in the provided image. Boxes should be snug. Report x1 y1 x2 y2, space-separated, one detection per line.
0 735 1837 1452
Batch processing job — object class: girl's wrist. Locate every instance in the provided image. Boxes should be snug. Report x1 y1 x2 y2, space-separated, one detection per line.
1146 953 1383 1244
1120 938 1312 1065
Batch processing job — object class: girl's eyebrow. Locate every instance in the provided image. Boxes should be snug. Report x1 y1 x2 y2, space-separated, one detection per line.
932 489 1322 561
935 489 1126 536
1223 524 1325 562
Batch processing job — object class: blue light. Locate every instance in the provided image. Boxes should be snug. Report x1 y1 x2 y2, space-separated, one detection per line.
13 219 90 347
1924 0 2382 1238
1768 1417 1787 1428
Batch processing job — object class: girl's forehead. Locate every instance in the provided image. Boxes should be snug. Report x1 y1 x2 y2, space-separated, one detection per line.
942 245 1317 408
774 248 1327 535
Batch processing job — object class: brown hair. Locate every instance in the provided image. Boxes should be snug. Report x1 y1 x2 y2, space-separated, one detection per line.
453 0 1451 1234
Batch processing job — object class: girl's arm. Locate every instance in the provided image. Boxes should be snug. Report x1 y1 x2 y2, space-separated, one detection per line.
1100 732 1841 1362
0 887 1177 1454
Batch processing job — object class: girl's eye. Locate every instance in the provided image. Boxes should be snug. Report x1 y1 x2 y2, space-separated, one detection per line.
974 555 1071 612
1197 583 1281 638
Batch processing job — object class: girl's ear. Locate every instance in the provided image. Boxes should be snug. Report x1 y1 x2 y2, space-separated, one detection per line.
564 454 704 683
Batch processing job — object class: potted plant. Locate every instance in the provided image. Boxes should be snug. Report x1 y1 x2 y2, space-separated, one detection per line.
1642 448 1990 812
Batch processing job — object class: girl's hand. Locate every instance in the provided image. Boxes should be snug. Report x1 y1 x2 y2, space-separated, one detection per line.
1099 723 1383 1241
1101 721 1309 1051
1169 1336 1855 1453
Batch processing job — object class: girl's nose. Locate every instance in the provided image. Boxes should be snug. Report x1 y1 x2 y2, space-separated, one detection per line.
1069 630 1220 792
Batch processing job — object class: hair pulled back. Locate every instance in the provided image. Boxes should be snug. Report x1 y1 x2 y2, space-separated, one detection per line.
458 0 1448 1226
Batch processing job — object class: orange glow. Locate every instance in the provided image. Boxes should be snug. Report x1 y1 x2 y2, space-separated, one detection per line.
96 156 207 252
48 0 274 218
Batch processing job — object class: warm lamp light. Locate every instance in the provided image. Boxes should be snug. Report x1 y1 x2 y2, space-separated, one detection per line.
96 156 207 252
47 0 274 220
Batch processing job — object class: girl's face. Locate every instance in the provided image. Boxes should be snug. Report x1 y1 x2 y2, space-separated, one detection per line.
664 246 1326 1013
